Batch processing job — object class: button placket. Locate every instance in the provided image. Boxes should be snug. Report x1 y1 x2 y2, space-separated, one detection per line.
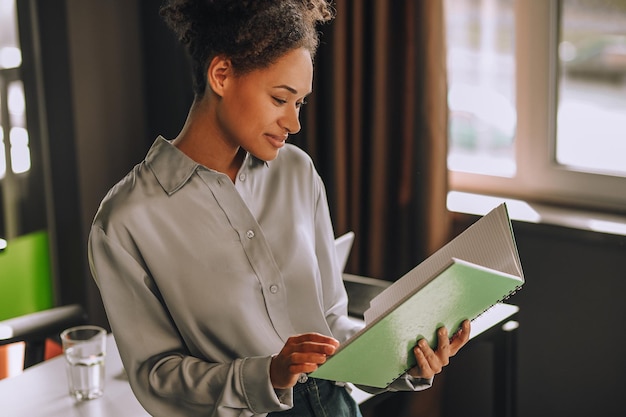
201 167 295 338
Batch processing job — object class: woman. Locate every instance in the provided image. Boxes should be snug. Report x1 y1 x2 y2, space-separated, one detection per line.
88 1 470 416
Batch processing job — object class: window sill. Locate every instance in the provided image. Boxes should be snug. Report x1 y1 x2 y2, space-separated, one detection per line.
447 191 626 238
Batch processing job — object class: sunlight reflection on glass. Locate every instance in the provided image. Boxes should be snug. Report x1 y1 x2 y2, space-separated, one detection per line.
8 80 25 115
0 46 21 68
444 0 517 178
0 0 21 58
0 128 5 179
557 0 626 177
10 126 31 174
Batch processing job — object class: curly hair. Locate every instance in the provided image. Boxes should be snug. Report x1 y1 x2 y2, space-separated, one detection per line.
160 0 335 96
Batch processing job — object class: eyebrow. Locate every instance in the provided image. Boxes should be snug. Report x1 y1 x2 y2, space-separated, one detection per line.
272 85 312 97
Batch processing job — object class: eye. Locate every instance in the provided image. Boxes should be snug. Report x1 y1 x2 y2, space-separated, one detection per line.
296 99 307 109
272 97 287 105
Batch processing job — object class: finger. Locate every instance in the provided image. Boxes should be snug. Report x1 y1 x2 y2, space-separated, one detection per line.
418 339 443 372
288 351 330 367
433 327 450 366
421 339 444 374
449 320 471 355
288 362 323 375
285 334 339 354
436 327 450 353
409 341 434 379
288 341 338 356
287 333 340 347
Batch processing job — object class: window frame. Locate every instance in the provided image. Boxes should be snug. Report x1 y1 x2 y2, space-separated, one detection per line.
448 0 626 212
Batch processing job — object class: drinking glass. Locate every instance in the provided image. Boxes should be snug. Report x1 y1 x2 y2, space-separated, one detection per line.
60 325 107 401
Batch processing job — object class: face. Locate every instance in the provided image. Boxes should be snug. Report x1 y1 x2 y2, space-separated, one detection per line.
215 47 313 162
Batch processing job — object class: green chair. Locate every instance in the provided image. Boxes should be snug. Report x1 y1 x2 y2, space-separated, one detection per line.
0 230 54 321
0 230 55 378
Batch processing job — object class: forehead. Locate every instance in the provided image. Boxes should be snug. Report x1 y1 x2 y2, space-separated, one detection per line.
244 48 314 94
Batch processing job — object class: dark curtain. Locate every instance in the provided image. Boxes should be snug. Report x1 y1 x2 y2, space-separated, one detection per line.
293 0 451 283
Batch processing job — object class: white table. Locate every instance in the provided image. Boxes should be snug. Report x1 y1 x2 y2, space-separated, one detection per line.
0 334 150 416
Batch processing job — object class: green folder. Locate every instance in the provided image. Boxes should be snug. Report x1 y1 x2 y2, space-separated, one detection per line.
311 203 524 388
311 259 522 388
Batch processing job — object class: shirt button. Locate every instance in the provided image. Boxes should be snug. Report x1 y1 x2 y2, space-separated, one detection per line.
298 373 308 383
239 173 246 182
246 230 255 239
269 284 279 294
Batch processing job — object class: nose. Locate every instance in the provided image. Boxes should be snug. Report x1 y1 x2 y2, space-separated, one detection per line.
279 106 301 134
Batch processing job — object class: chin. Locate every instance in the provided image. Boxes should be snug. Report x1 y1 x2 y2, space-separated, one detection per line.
264 146 283 161
251 148 280 163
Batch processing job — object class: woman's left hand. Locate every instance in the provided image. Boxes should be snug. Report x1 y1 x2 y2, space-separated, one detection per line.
408 319 471 379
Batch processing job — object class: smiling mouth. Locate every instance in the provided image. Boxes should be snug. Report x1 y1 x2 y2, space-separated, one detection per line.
266 134 287 148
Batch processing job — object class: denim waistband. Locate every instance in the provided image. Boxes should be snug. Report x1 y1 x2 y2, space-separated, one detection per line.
293 375 345 393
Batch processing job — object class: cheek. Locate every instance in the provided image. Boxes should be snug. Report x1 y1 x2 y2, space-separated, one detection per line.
241 106 265 124
228 94 266 124
219 103 267 144
220 87 277 137
239 107 279 138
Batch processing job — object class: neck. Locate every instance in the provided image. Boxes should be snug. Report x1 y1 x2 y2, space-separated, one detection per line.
172 95 242 182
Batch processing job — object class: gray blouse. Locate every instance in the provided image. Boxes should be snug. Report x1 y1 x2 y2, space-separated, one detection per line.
89 137 428 417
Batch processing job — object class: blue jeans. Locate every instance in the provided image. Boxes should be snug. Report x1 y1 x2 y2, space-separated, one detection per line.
268 378 363 417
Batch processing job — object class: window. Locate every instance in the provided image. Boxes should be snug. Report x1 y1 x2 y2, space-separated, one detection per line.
1 0 38 239
446 0 516 178
556 1 626 177
1 0 30 180
445 0 626 212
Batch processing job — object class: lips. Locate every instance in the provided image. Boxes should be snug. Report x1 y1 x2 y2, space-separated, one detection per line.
266 133 288 148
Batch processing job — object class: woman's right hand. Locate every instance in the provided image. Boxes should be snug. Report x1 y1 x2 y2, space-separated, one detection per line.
270 333 339 389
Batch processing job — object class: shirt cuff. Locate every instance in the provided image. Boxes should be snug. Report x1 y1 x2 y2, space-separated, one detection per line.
240 356 293 413
388 374 434 392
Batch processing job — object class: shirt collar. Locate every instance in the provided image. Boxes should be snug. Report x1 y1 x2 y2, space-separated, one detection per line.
243 151 270 170
146 136 268 195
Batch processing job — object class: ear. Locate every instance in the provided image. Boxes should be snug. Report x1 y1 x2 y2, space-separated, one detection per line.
206 55 232 97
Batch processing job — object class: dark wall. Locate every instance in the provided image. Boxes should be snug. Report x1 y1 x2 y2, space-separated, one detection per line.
443 215 626 417
138 0 193 144
65 0 149 328
35 0 192 328
514 221 626 416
